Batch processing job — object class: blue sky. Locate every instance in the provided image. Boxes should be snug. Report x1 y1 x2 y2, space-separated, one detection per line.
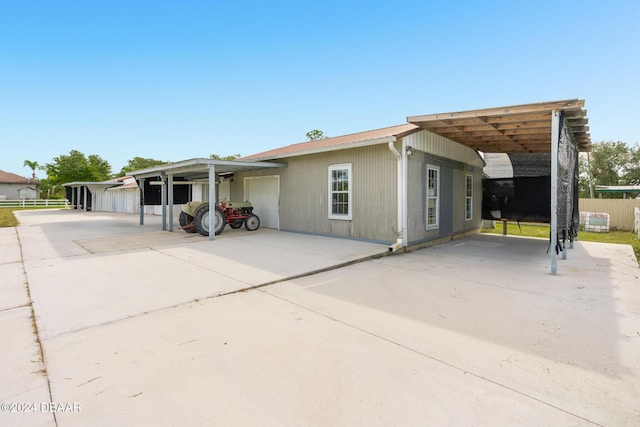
1 0 639 177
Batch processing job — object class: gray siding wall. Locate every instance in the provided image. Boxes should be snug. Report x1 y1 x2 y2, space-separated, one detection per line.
407 152 483 245
403 130 485 168
403 130 483 245
234 144 399 243
0 183 24 199
231 131 483 245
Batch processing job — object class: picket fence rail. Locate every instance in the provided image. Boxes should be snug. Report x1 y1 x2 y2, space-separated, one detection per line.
0 199 70 208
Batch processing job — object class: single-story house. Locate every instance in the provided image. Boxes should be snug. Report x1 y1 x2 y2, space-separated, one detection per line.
0 170 41 200
126 123 485 250
234 123 485 248
78 99 592 274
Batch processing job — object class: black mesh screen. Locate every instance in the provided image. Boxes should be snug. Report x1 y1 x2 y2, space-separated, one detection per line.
481 114 580 249
140 177 191 205
482 176 551 222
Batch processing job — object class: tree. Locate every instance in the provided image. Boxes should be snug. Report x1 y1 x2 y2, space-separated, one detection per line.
118 157 168 177
578 141 639 198
43 150 112 198
623 144 640 186
210 153 241 160
23 160 40 179
306 130 327 141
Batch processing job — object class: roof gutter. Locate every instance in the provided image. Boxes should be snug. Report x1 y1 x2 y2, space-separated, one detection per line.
388 139 406 252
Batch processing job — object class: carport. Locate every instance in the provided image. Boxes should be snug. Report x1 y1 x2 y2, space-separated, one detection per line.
408 99 592 274
64 181 124 210
129 158 286 240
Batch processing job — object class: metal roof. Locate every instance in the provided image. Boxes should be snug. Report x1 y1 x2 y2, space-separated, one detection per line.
595 185 640 193
408 99 591 153
239 124 420 161
63 181 123 187
128 158 287 180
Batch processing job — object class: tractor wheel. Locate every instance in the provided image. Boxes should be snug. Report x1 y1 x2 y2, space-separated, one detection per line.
179 211 197 233
194 204 226 236
244 214 260 231
229 219 244 229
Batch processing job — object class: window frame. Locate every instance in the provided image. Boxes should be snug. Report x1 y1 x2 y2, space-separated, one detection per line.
328 163 352 220
465 173 473 221
426 165 440 229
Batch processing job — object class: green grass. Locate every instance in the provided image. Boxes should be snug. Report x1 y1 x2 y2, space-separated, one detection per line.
482 222 640 265
0 206 68 228
0 208 19 227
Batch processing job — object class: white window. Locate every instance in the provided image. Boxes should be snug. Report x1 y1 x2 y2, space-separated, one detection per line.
465 174 473 221
426 166 439 229
328 164 352 220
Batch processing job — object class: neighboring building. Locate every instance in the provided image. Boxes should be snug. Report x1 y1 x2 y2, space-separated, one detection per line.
64 176 185 216
595 185 640 199
0 170 41 200
17 186 39 200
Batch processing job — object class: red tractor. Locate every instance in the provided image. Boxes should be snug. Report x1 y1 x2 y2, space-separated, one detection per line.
179 200 260 236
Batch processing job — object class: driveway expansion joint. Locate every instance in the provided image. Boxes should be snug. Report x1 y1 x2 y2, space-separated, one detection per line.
15 227 58 426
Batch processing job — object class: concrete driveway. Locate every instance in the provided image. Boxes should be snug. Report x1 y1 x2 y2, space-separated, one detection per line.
1 209 639 426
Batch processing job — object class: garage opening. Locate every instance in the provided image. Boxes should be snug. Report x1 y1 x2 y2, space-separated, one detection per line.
244 176 280 229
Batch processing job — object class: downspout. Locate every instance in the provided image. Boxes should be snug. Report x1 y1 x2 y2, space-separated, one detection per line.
388 139 406 252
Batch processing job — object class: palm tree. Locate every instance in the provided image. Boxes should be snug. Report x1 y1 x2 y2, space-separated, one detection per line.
23 160 39 180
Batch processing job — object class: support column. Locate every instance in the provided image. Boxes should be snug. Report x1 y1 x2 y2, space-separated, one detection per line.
139 178 145 225
71 186 76 209
83 186 88 211
550 110 560 275
161 174 167 231
168 174 174 232
208 165 217 241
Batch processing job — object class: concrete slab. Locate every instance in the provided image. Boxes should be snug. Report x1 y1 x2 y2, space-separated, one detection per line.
265 234 640 425
0 307 54 427
0 227 21 265
44 291 585 426
15 210 387 340
0 262 29 312
3 210 639 425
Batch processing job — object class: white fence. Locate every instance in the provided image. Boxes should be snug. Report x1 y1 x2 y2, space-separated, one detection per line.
0 199 70 208
635 207 640 239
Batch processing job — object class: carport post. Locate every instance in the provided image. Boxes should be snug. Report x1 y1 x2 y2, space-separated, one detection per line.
161 173 167 231
71 186 76 209
83 185 88 211
550 110 560 275
208 164 216 241
168 174 174 232
139 178 145 225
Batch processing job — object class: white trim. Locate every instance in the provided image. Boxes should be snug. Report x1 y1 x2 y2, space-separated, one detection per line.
465 173 473 221
426 165 440 229
328 163 352 220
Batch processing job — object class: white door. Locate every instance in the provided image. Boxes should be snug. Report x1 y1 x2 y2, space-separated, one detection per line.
218 180 230 202
244 176 279 229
